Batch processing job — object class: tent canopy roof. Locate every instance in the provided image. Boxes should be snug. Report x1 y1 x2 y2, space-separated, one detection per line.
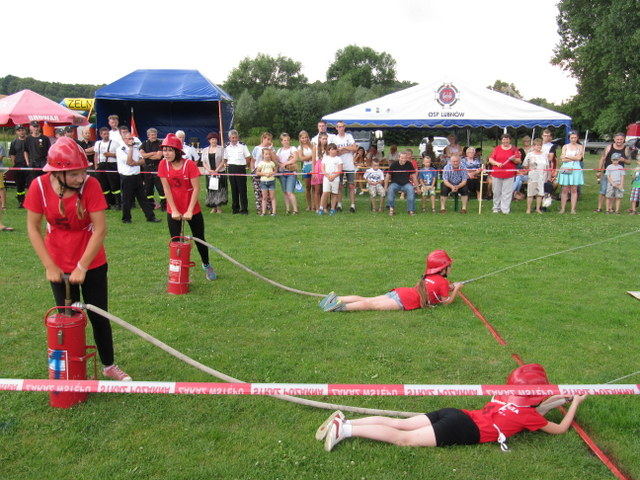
95 69 232 102
0 89 89 127
323 80 571 129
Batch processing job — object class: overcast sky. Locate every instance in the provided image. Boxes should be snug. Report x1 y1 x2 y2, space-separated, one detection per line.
3 0 576 104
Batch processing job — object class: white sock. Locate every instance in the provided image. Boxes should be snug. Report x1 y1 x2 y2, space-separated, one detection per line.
343 423 353 438
351 203 355 208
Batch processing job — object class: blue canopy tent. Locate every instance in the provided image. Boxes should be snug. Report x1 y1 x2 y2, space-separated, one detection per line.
94 69 233 145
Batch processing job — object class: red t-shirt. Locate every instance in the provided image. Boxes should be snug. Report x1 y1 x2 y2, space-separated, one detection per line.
462 400 548 443
392 274 450 310
157 158 201 215
490 145 521 179
24 174 107 273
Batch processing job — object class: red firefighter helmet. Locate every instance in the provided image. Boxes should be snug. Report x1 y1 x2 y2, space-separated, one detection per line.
161 133 184 155
43 137 90 172
495 363 551 406
425 249 453 275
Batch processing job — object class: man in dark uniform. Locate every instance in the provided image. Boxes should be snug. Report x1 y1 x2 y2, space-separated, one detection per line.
8 125 28 208
24 121 51 184
139 128 165 211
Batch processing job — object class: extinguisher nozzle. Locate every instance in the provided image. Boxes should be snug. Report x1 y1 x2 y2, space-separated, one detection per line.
71 301 86 309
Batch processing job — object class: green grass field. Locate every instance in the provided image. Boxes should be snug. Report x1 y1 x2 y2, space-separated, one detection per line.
1 153 639 480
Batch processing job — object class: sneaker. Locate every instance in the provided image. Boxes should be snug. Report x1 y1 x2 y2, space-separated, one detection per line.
103 364 132 381
324 418 348 452
336 205 342 212
317 208 324 216
324 299 346 312
203 263 216 280
147 218 162 223
349 206 356 213
316 410 345 440
319 292 337 309
329 209 336 216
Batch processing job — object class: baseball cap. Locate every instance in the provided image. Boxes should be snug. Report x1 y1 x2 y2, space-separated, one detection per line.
611 153 622 160
30 120 40 127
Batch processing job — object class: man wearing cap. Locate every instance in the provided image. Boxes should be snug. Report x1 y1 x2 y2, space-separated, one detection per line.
9 125 29 207
24 121 51 183
594 133 631 212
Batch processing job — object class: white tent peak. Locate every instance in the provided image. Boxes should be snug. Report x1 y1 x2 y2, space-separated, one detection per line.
323 80 571 130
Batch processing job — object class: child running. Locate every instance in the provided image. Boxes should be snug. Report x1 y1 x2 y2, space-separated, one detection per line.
317 363 586 452
319 250 462 312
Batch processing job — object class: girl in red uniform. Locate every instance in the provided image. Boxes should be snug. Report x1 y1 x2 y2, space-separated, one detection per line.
157 134 216 280
318 364 586 452
25 137 131 381
320 250 462 312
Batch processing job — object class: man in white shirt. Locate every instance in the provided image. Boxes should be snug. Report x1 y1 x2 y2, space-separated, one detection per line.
116 133 160 224
224 129 252 214
176 130 200 163
311 120 335 145
94 127 121 210
333 121 358 212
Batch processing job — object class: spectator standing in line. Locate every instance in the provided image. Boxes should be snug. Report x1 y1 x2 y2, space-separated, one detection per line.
9 125 29 208
202 132 227 214
488 134 521 214
522 138 549 214
439 154 469 214
318 143 343 216
364 159 386 212
384 151 418 216
312 133 329 212
251 132 275 214
298 131 314 211
594 133 631 213
115 133 161 224
558 131 584 214
93 127 120 210
175 130 200 164
76 127 95 167
107 115 122 146
276 133 300 215
256 148 278 216
311 120 335 145
418 154 437 213
605 153 625 214
333 121 358 213
513 136 532 198
139 128 165 211
224 129 252 215
24 121 51 183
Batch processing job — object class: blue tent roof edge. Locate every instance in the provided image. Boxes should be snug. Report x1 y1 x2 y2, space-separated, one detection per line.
95 69 233 102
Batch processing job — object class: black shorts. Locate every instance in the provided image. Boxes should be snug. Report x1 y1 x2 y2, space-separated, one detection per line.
425 408 480 446
440 184 469 197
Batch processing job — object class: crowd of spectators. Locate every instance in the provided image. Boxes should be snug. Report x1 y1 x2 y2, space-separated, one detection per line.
4 119 640 224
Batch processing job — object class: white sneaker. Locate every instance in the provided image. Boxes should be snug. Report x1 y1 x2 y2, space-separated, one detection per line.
103 364 132 381
324 417 348 452
315 410 345 440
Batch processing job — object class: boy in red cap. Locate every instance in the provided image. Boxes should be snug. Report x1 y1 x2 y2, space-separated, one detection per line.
320 250 462 312
319 364 586 452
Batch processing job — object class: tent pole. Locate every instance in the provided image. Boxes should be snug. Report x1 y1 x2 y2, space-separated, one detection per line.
218 101 224 143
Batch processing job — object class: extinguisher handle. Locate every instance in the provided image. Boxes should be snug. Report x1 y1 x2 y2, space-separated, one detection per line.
63 274 72 307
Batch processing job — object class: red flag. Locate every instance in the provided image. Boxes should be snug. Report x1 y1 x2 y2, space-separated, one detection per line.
130 107 138 138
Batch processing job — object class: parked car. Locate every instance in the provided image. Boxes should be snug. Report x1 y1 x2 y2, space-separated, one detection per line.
419 136 449 157
350 130 371 151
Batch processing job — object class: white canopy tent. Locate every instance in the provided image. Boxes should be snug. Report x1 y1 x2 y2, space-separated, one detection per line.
323 80 571 130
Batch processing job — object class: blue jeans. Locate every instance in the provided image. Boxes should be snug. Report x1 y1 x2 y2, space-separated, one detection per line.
386 182 415 212
513 174 528 192
278 172 297 193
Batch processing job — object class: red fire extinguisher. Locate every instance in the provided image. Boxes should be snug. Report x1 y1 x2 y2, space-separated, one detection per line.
44 278 96 408
168 236 195 295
